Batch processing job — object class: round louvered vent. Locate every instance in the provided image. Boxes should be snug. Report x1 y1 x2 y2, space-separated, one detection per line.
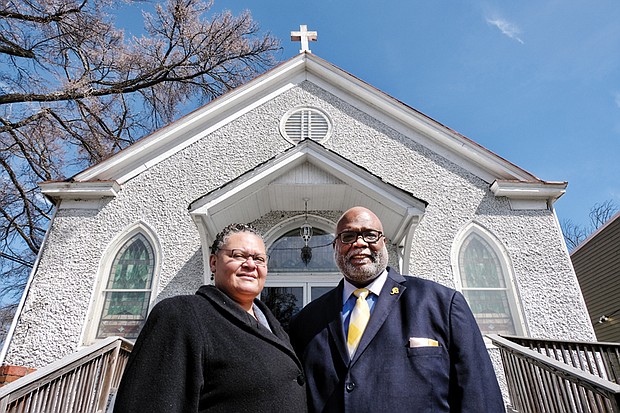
279 107 332 144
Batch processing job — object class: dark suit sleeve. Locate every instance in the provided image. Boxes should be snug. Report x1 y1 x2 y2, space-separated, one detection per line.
113 297 205 413
448 291 505 412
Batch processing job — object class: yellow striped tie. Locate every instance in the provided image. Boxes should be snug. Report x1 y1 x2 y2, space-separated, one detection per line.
347 288 370 357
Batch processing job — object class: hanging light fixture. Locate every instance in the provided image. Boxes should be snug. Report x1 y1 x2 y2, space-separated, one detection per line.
300 198 313 266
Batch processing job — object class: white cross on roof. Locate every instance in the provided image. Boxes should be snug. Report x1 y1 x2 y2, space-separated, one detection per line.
291 25 317 53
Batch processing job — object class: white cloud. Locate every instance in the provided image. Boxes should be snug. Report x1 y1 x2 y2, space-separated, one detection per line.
487 17 524 44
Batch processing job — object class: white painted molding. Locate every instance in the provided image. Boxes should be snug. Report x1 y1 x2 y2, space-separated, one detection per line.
490 180 566 210
39 181 121 201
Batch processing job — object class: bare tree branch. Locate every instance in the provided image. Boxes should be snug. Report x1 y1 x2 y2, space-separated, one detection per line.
589 200 618 229
561 218 588 251
0 0 281 301
0 1 87 23
561 200 619 251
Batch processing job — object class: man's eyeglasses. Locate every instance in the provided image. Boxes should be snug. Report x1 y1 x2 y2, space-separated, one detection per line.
218 249 268 267
335 230 384 244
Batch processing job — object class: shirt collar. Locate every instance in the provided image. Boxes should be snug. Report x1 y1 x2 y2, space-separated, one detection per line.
342 268 388 304
252 303 272 332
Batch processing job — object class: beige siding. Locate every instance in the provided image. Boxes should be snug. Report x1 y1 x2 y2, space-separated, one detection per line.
571 213 620 342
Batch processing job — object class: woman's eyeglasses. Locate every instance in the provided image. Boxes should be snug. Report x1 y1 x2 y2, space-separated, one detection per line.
218 249 268 267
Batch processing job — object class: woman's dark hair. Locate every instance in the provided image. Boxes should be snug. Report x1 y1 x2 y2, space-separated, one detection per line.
210 223 263 254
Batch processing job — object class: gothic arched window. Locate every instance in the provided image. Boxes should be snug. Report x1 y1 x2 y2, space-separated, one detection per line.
457 230 523 335
96 233 156 339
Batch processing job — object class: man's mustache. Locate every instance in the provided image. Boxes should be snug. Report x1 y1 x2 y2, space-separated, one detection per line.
346 248 376 262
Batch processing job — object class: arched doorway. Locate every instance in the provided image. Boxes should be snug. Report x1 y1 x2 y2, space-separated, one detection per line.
260 225 341 330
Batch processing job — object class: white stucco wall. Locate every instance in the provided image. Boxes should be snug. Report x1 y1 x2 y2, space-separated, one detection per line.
5 81 594 368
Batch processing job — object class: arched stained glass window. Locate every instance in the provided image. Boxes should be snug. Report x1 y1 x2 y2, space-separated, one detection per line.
261 226 340 330
459 232 517 335
96 233 155 339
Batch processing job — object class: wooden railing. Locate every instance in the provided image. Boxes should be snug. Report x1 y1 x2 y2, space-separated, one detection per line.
0 337 133 413
2 333 617 412
489 334 620 413
504 335 620 385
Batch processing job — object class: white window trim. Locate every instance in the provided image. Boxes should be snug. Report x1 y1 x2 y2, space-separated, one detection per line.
263 214 341 307
451 221 527 339
82 221 162 345
263 214 336 247
261 279 339 307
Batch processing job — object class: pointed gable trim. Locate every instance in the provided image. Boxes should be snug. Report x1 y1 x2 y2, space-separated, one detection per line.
65 53 553 191
188 140 426 274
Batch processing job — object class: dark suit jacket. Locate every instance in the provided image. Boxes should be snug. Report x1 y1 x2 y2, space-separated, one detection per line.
114 285 307 413
289 267 504 413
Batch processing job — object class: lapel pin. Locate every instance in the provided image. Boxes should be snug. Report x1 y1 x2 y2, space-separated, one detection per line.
390 287 399 295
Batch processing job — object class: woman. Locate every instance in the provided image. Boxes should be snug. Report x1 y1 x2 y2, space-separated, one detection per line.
113 223 307 412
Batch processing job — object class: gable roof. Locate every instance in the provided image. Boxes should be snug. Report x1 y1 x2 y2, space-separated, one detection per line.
39 52 566 207
189 139 426 246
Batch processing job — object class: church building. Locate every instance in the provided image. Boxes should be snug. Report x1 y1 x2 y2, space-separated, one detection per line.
1 27 594 387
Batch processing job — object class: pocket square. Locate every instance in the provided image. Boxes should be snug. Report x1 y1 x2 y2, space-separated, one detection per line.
409 337 439 348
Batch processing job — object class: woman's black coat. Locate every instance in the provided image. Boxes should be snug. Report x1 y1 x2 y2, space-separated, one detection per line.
113 285 307 412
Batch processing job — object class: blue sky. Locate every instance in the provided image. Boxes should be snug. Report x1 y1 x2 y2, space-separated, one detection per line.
124 1 620 229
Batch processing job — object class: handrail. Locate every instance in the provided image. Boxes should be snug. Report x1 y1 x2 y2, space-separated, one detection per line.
0 336 133 413
489 334 620 413
499 335 620 384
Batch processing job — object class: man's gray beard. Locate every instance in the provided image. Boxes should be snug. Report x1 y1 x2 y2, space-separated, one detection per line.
336 245 389 285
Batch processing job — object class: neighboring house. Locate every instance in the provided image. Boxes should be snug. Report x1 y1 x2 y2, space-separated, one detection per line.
0 50 594 389
571 211 620 343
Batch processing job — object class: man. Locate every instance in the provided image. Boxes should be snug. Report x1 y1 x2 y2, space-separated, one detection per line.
289 207 504 412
